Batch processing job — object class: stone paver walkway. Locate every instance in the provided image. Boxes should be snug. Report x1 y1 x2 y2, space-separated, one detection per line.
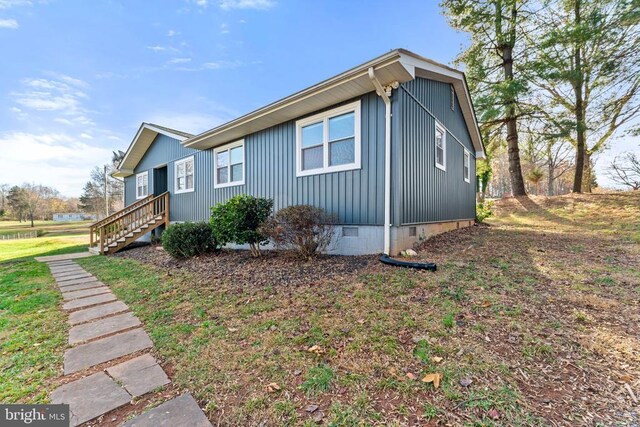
40 254 211 427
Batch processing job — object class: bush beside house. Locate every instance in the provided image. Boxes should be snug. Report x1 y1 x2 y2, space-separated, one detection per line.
260 205 337 259
210 195 273 257
162 222 218 259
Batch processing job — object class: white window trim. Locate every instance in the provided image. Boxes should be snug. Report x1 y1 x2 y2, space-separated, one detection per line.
295 100 361 177
435 121 447 172
174 155 195 194
136 171 148 199
464 149 471 183
213 139 245 189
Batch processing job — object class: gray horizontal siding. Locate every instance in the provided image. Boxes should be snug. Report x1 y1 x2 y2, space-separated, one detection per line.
129 92 386 225
396 78 476 224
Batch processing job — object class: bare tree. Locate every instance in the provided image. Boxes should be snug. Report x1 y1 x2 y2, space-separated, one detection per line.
21 184 58 227
608 153 640 190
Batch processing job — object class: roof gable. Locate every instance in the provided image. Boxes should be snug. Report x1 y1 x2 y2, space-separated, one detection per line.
113 123 194 178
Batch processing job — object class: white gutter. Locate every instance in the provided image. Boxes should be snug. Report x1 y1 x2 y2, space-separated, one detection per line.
368 67 398 256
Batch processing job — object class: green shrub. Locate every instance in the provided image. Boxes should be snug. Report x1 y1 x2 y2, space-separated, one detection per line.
210 195 273 257
476 200 494 223
259 205 337 259
162 222 217 259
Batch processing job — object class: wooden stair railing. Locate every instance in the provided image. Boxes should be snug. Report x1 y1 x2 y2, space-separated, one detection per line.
90 192 169 254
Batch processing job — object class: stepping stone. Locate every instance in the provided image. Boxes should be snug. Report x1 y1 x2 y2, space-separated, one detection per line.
51 372 131 426
36 252 93 262
57 281 105 293
57 277 100 288
64 328 153 374
63 293 116 311
53 269 88 278
62 287 111 301
69 312 141 344
56 273 94 283
68 301 129 325
50 266 84 272
121 393 211 427
47 260 77 267
106 354 170 397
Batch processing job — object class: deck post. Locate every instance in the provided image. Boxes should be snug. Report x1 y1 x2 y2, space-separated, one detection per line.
99 227 104 254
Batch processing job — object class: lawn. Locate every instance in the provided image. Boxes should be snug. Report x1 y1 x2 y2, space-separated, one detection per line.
74 191 640 426
0 260 68 403
0 220 90 262
0 220 90 404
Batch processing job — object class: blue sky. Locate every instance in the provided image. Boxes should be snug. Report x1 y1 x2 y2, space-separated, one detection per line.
0 0 633 196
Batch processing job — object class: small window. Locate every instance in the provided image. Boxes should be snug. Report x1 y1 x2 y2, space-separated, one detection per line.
409 226 417 237
450 85 455 111
296 101 361 177
342 226 359 237
464 150 471 183
214 140 245 188
435 122 446 171
136 171 148 199
174 156 195 194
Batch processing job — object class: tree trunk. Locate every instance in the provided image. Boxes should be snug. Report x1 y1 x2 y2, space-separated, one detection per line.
30 213 34 228
582 151 592 192
547 162 555 196
503 44 527 196
572 0 585 193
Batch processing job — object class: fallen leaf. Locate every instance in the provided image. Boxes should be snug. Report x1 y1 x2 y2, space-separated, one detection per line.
406 372 416 380
307 345 325 354
293 369 303 376
459 377 473 387
488 409 500 420
357 319 365 324
432 356 443 363
228 327 238 332
305 404 319 413
313 411 324 423
265 382 281 392
422 373 442 388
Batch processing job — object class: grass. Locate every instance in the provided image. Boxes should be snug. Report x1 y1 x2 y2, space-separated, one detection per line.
39 191 640 425
0 260 67 403
0 219 88 402
0 220 89 262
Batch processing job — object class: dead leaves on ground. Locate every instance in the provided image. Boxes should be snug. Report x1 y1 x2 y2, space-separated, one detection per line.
422 372 442 388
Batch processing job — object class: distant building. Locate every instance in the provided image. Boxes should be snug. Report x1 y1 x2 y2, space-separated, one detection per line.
53 213 96 222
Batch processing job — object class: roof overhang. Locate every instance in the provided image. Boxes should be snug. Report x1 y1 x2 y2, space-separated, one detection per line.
112 123 191 178
183 49 485 158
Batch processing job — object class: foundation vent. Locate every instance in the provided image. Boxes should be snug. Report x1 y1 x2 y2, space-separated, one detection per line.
342 226 359 237
409 226 417 237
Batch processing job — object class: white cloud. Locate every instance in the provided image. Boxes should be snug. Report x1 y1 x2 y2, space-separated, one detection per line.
12 76 88 115
0 18 18 29
167 29 179 37
80 133 93 140
0 0 31 9
167 57 192 64
219 0 275 10
0 131 114 196
220 23 229 34
147 45 167 52
194 0 208 7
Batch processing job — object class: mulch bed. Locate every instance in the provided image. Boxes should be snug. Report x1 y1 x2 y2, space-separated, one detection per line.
115 245 384 288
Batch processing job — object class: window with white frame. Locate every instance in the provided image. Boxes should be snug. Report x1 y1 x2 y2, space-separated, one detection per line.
435 122 446 171
214 140 245 188
296 101 361 177
174 156 194 194
464 150 470 183
136 171 148 199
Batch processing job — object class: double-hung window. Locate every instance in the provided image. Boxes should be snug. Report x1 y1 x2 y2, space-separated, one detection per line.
296 101 361 177
136 171 148 199
435 122 446 171
214 140 244 188
175 156 195 194
463 150 470 183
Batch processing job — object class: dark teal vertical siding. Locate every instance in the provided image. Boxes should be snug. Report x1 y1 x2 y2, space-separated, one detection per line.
396 78 477 224
128 92 387 224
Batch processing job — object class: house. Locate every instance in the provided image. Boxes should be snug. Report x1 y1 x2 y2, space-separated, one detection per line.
104 49 484 256
53 213 96 222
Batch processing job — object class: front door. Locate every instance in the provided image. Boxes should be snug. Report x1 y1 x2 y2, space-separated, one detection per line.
153 166 168 195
